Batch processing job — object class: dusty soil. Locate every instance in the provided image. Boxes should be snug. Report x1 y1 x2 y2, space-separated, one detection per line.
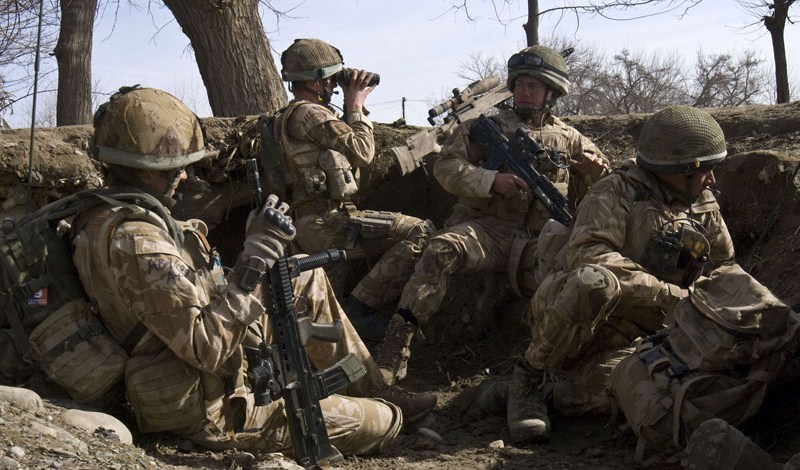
1 101 800 469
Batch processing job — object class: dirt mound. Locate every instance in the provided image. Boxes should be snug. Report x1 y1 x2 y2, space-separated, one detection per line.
1 102 800 469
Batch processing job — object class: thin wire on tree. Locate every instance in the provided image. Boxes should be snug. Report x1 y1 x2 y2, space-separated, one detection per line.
26 0 44 214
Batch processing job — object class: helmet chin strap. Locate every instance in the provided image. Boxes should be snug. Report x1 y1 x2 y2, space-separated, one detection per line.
110 166 178 208
293 79 335 104
513 87 557 121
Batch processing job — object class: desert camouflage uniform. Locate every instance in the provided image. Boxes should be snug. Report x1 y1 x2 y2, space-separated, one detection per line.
526 159 736 415
71 199 401 456
398 108 605 324
275 100 432 308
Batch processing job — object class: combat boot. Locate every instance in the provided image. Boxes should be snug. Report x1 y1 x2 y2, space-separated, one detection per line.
474 378 510 415
375 311 417 385
344 295 390 342
507 361 550 443
372 384 437 425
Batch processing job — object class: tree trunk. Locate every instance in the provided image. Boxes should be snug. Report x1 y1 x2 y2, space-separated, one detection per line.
523 0 539 46
764 0 794 103
54 0 96 126
163 0 287 116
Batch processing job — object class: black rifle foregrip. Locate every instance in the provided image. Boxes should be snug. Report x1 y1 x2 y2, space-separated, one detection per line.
289 249 347 276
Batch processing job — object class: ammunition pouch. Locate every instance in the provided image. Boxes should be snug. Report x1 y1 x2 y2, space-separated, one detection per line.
642 224 711 288
319 150 358 201
343 210 395 250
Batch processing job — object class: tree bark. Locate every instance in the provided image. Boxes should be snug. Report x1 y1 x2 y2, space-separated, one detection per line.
54 0 96 126
523 0 539 46
764 0 795 103
163 0 287 116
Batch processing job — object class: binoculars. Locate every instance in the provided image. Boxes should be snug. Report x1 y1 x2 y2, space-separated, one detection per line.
334 68 380 87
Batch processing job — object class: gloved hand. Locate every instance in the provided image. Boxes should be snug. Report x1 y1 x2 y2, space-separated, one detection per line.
241 194 296 265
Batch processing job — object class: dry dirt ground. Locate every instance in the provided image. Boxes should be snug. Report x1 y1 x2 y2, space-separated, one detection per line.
1 101 800 469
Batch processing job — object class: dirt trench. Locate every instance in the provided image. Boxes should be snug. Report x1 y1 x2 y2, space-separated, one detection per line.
1 101 800 469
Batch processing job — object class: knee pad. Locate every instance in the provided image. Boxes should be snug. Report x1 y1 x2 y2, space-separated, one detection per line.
557 264 621 324
417 237 460 275
528 264 620 370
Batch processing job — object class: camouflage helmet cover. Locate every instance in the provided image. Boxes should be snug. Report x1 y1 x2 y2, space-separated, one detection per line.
92 87 214 171
637 105 727 174
507 45 570 96
281 38 344 82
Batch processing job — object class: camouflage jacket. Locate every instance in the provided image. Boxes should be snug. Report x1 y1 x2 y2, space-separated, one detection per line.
275 100 374 218
433 108 605 233
564 159 736 333
72 195 264 433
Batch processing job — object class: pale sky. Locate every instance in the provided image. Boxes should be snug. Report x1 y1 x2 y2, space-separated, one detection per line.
5 0 800 128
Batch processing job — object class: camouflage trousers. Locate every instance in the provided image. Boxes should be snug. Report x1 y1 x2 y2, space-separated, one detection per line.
295 209 433 310
186 267 401 456
522 263 651 416
549 346 634 415
398 216 538 325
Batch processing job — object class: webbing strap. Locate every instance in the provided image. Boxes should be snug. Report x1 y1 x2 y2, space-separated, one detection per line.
506 236 529 298
671 374 710 448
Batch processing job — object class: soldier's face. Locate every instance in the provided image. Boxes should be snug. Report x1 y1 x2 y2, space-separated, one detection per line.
692 168 716 196
138 168 187 197
513 75 548 108
658 168 716 200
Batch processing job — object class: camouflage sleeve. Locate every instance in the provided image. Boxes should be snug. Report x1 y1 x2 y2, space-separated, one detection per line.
567 126 608 207
109 221 264 373
289 104 375 168
433 121 498 198
565 177 682 311
704 207 737 269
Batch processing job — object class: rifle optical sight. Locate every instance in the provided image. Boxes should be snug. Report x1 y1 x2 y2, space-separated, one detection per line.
334 68 380 87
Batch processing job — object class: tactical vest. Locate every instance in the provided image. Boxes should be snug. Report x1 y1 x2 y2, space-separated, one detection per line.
458 109 571 230
274 101 359 217
619 162 722 288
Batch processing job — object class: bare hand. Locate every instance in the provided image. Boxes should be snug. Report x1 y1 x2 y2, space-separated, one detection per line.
492 172 530 197
342 69 376 113
570 151 609 180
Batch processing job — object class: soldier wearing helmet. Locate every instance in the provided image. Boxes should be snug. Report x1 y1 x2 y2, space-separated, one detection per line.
375 45 609 392
275 38 437 402
503 105 737 443
73 86 429 456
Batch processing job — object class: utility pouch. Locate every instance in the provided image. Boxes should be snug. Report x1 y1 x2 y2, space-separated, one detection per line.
28 299 128 404
643 224 711 288
319 150 358 200
125 347 205 434
343 210 395 250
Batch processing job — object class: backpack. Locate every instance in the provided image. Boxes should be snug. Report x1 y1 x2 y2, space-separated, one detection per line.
611 263 798 462
0 189 179 404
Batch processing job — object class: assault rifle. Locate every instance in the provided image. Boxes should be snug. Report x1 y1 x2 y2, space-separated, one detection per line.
469 115 574 227
244 160 366 469
389 76 513 175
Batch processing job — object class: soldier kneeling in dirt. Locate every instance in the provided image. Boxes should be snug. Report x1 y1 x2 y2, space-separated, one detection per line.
499 105 800 469
504 105 790 446
68 87 434 456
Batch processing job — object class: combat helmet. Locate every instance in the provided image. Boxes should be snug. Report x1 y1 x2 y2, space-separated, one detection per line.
92 86 215 170
507 45 570 97
637 106 727 174
281 38 344 82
